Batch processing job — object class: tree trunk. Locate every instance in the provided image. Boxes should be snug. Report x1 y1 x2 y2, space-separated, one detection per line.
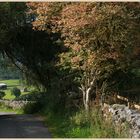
80 88 90 112
100 94 105 107
82 91 86 110
85 88 90 111
79 78 96 112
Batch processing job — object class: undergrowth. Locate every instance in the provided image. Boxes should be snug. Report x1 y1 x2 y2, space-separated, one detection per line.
22 90 129 138
42 107 128 138
24 101 128 138
0 103 23 114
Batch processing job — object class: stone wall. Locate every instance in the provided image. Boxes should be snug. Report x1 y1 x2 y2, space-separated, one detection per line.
102 104 140 138
0 99 35 109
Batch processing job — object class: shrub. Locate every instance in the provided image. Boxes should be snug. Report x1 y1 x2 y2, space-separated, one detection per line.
0 91 5 99
15 91 47 101
23 102 43 114
11 87 21 98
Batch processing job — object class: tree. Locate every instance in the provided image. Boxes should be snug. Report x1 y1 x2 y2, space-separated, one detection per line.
0 54 21 79
27 2 140 110
0 2 139 111
0 3 63 90
0 91 5 99
11 87 21 98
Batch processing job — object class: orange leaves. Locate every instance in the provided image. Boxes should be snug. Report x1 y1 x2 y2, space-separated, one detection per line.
60 3 98 34
26 2 53 31
102 52 119 60
71 56 81 64
27 2 50 15
61 3 89 29
72 43 82 52
26 2 138 77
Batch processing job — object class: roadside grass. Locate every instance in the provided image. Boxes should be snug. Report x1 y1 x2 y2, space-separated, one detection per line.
0 104 23 114
0 79 29 100
19 88 130 138
43 112 72 138
21 90 129 138
41 107 128 138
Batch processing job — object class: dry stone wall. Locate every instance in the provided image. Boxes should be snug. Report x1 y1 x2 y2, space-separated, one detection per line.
0 99 35 109
102 104 140 138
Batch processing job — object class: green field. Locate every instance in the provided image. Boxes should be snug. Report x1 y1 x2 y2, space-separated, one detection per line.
0 79 29 100
0 79 19 87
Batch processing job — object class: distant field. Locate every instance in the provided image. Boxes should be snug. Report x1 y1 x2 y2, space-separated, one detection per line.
0 79 29 100
0 79 19 87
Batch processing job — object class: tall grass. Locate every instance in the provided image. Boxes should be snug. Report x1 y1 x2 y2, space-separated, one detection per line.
39 105 128 138
22 90 129 138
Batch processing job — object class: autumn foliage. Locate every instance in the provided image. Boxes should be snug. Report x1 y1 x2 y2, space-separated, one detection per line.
0 2 139 110
26 2 140 110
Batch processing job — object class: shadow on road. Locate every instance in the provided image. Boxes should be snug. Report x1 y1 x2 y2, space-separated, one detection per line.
0 113 51 138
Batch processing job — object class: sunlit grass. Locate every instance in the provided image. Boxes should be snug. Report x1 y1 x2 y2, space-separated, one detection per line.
0 105 23 114
43 108 128 138
0 79 19 87
0 79 29 100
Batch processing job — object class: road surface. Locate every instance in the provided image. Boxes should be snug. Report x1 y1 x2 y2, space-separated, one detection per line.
0 112 51 138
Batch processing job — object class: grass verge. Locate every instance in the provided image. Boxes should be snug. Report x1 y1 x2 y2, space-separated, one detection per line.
41 107 129 138
0 104 23 114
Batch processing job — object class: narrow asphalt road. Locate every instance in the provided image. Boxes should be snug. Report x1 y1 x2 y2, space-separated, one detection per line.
0 112 51 138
